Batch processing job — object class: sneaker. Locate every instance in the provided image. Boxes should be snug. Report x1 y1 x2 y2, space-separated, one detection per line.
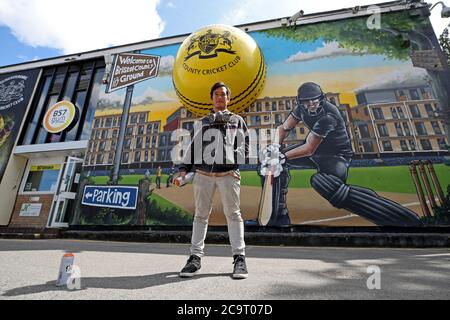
232 255 248 279
179 255 201 278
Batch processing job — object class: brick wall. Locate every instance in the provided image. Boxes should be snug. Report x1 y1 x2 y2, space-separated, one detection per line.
9 194 54 228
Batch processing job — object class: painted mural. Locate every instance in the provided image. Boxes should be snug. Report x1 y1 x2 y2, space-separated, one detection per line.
75 10 450 227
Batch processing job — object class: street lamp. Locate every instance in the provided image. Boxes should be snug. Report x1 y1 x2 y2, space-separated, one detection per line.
430 1 450 18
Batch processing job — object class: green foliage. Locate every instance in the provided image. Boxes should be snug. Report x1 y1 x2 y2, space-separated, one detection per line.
439 28 450 66
263 12 427 60
145 193 193 226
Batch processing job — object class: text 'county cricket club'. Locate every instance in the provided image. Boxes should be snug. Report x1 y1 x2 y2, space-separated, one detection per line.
0 75 28 111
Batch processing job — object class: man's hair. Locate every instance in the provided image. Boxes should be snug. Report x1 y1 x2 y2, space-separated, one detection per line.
210 82 231 99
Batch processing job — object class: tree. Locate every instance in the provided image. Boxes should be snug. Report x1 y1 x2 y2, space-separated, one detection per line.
263 12 425 61
439 27 450 66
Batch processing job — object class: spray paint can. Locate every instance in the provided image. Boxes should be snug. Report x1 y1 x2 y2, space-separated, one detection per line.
56 253 74 287
174 172 194 187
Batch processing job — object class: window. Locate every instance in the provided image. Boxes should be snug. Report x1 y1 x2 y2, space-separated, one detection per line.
23 165 60 192
98 141 106 151
139 114 146 123
425 104 435 118
124 138 132 150
391 107 399 119
256 102 262 112
300 128 305 135
272 102 277 111
395 123 404 136
146 136 151 148
122 152 129 163
420 139 432 151
158 150 166 161
126 126 134 136
138 125 145 135
160 135 168 147
20 61 105 145
400 140 409 151
286 101 291 110
415 122 428 136
112 130 118 138
409 105 421 118
251 116 261 126
136 137 143 149
101 130 107 140
397 90 407 101
105 118 112 128
382 141 393 152
377 124 389 137
408 140 417 151
358 124 370 138
134 151 141 163
403 123 411 136
409 89 420 101
153 124 159 133
264 116 270 123
396 107 405 119
372 108 384 120
362 141 374 152
275 114 282 125
431 122 442 135
130 114 138 124
96 154 104 165
437 138 447 150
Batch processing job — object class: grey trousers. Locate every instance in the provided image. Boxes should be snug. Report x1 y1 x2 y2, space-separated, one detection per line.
190 173 246 257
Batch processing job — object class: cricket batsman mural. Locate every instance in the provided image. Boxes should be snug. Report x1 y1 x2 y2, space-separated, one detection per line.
257 82 422 227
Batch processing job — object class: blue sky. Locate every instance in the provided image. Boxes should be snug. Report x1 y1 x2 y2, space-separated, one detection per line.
0 0 448 68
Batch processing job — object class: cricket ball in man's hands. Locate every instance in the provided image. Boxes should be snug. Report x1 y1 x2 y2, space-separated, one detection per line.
173 24 266 117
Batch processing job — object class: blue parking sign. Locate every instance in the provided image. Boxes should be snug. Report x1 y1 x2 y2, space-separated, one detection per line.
82 186 139 210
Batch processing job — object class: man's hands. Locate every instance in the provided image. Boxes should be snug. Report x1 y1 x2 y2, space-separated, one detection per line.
259 144 286 178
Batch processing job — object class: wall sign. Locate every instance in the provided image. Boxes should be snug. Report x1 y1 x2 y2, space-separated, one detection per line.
19 203 42 217
43 101 78 133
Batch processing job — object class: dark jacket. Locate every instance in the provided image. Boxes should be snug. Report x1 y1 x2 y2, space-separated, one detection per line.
179 110 250 173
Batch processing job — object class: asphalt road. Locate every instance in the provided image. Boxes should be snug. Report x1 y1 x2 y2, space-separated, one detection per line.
0 239 449 300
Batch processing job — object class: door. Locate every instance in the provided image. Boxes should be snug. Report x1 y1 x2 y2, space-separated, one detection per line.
48 157 84 228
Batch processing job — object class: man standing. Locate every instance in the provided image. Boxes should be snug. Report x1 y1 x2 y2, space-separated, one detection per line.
177 82 249 279
260 82 421 227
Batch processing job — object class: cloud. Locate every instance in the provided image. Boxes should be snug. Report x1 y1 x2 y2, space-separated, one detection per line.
134 87 176 104
157 55 174 77
354 65 430 92
166 2 176 8
286 42 362 63
0 0 165 54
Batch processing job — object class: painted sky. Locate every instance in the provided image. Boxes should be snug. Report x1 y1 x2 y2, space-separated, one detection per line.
0 0 448 67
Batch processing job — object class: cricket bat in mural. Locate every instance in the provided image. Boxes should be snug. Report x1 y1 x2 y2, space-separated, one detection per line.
257 168 274 226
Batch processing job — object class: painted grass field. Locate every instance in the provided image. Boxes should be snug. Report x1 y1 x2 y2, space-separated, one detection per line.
91 164 449 194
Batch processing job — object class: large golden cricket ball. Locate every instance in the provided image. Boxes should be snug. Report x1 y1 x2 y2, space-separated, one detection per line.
173 24 266 117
